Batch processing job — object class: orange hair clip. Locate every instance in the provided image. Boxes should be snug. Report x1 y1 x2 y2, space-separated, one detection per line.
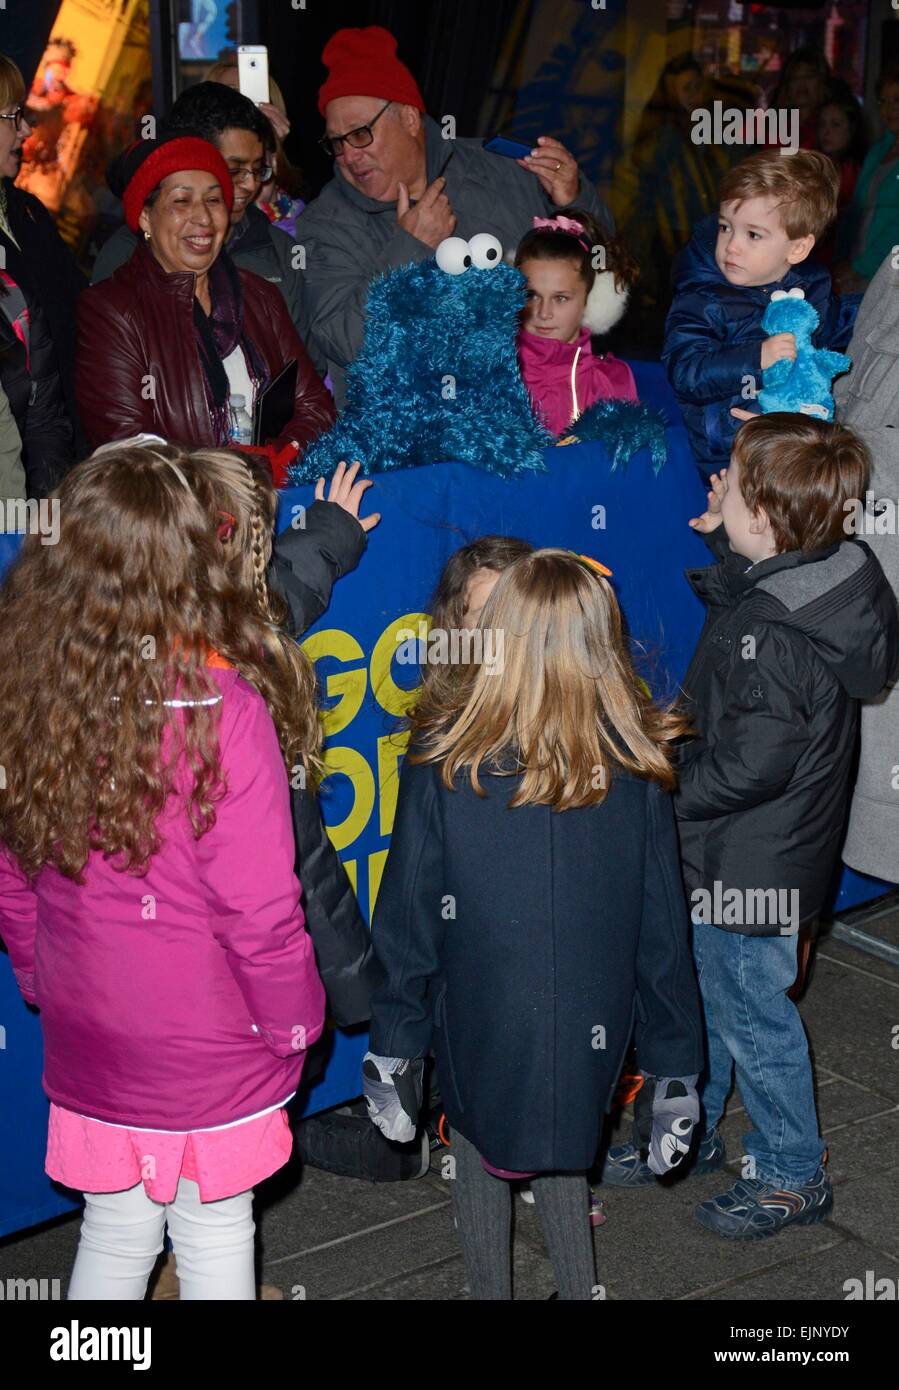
569 551 613 579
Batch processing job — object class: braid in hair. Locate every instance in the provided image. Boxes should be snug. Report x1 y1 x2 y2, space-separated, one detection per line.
233 451 324 790
238 454 272 617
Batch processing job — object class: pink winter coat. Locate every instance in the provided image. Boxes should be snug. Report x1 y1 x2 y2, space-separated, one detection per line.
518 325 637 437
0 667 326 1131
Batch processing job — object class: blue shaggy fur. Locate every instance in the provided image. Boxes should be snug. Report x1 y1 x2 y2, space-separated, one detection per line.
565 398 667 472
757 291 851 421
289 257 554 483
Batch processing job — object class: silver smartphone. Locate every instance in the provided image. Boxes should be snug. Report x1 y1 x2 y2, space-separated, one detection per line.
237 45 270 106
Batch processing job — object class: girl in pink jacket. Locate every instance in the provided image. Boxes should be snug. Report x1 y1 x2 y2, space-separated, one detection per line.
0 441 325 1300
515 209 639 437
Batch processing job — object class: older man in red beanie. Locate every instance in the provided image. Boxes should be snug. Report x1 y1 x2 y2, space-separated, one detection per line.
295 25 614 405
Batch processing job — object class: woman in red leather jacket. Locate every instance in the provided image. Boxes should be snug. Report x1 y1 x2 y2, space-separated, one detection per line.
76 131 335 470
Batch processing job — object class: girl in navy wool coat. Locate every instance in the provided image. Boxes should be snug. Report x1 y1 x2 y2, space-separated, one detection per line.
362 548 705 1300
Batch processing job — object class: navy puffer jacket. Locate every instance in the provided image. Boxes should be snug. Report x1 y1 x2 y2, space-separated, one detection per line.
662 215 858 479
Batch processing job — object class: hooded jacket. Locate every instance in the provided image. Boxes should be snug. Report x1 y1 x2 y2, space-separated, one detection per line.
675 527 899 932
663 214 858 478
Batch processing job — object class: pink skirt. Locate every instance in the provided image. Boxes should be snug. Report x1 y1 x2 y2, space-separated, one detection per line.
46 1101 294 1203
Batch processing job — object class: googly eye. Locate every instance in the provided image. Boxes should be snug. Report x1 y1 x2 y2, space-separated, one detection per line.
468 233 503 269
435 237 472 275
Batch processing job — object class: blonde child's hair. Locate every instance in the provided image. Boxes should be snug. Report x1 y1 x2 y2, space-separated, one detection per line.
718 149 839 241
408 548 689 809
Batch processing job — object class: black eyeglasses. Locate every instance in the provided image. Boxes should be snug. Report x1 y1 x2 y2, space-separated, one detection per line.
0 106 25 130
318 100 392 158
224 160 274 186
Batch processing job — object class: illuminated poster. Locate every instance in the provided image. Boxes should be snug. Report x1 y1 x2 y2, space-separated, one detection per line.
177 1 231 64
15 0 153 263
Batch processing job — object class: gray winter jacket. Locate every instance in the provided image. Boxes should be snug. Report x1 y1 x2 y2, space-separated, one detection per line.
295 115 614 405
833 253 899 881
91 206 324 374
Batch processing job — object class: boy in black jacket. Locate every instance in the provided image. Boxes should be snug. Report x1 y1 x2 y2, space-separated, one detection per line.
605 413 899 1237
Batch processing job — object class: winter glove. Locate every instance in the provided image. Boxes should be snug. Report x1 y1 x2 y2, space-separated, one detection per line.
362 1052 424 1143
644 1073 700 1176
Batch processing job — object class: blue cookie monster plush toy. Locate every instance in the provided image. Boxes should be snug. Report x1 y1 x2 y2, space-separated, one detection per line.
757 287 851 421
290 233 554 483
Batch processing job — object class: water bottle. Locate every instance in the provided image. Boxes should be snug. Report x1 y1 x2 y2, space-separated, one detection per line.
229 394 254 446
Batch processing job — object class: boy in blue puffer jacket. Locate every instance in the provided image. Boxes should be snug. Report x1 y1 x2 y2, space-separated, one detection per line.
663 150 859 482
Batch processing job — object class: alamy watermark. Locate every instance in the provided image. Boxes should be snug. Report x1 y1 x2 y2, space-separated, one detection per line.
0 1276 61 1299
692 102 798 155
843 494 899 536
395 622 505 675
0 497 59 544
691 881 800 933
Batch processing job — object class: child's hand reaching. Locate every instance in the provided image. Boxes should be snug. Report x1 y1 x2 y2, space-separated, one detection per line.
760 332 797 370
688 469 728 533
314 459 381 532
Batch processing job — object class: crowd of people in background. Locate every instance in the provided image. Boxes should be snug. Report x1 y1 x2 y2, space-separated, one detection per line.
613 44 897 351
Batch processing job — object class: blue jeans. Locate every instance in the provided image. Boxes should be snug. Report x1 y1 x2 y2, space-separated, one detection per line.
692 921 825 1187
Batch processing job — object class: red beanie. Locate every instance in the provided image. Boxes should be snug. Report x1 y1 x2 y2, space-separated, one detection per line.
318 25 425 119
121 135 234 232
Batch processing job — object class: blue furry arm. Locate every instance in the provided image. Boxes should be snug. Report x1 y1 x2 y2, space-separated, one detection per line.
572 398 667 471
762 355 794 388
817 350 852 379
663 299 763 403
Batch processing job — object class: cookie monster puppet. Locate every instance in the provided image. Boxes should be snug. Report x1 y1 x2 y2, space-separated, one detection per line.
757 287 851 420
290 234 666 483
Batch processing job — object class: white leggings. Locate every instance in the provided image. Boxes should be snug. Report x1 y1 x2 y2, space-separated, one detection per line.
67 1178 256 1301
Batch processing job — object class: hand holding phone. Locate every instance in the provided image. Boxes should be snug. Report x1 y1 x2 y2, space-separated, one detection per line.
238 46 270 106
483 134 534 161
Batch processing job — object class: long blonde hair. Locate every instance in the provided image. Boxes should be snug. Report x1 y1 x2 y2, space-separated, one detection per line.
408 549 689 808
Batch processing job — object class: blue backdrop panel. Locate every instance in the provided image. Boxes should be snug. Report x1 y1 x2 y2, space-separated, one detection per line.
0 362 892 1236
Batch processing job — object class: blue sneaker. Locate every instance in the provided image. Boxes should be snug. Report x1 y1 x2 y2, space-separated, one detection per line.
601 1128 725 1186
694 1167 833 1239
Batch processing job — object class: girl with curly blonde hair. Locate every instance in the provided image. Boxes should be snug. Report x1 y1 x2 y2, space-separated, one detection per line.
0 440 325 1300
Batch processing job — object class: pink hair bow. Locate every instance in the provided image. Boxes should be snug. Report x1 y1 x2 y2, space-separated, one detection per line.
532 214 591 253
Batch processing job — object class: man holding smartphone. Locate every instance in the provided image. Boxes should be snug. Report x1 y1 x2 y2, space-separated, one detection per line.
296 25 614 405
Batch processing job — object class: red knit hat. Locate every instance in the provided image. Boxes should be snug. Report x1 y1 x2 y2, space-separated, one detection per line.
317 26 425 118
120 134 234 232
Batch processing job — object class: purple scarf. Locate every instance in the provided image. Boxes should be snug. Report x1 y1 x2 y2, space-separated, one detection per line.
193 249 269 445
